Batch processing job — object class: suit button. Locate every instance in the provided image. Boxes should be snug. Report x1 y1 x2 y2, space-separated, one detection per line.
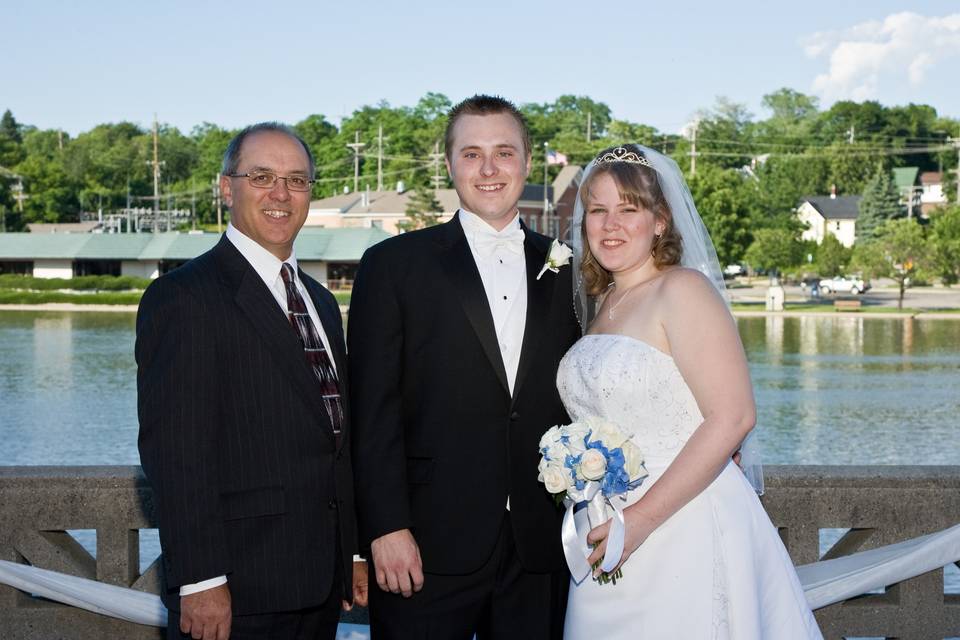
510 412 520 421
328 500 338 510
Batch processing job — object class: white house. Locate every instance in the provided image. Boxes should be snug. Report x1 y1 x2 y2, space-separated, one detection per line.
797 194 861 248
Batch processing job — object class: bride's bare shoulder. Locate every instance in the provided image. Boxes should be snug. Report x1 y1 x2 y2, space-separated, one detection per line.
658 268 727 310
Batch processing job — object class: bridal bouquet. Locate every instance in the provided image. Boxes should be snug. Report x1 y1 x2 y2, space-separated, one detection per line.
537 417 647 584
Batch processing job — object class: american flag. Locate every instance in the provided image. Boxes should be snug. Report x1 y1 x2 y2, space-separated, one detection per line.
546 150 568 166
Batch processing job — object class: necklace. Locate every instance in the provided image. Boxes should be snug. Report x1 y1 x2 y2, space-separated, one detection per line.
606 276 661 320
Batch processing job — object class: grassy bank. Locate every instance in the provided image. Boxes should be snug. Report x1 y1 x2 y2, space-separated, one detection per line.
0 290 143 305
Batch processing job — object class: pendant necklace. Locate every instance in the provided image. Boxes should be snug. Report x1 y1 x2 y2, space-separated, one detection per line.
607 276 660 320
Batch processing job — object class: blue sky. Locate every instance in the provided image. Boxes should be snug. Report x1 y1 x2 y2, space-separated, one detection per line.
4 1 959 136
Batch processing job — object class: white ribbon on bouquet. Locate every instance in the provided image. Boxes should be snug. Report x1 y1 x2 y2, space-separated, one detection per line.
561 480 628 583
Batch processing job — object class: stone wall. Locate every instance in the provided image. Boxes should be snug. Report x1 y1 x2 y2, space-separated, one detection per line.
1 466 958 639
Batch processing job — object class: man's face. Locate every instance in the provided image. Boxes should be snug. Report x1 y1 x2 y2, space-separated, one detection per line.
445 112 531 231
221 130 312 260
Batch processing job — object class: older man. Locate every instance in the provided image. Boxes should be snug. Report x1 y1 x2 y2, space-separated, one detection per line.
137 123 358 640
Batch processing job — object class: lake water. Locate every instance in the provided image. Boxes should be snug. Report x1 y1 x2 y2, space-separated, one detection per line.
2 310 959 466
1 310 958 627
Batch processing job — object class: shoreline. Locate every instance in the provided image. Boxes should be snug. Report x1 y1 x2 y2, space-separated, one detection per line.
1 303 959 320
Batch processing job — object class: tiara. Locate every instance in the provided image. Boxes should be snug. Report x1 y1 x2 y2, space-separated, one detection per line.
593 146 653 167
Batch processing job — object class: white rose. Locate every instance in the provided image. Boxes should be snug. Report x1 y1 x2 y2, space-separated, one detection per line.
548 240 573 267
621 441 648 482
579 448 608 481
538 425 563 451
541 442 568 465
564 422 590 456
540 464 572 494
588 417 630 449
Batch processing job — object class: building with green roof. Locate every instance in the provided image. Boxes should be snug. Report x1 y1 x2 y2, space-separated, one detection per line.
0 227 390 287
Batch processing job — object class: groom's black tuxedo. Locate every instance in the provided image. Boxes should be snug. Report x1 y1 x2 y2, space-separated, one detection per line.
349 214 580 634
137 236 357 616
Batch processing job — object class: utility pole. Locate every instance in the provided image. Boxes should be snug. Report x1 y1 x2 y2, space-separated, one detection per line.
429 141 445 191
953 126 960 203
376 125 384 192
542 142 550 229
847 124 856 144
213 174 223 234
11 178 28 212
689 120 699 177
57 130 63 152
586 112 592 142
146 115 165 230
191 178 197 230
346 131 365 194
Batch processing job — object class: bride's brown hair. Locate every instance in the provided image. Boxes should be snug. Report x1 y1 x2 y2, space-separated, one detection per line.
580 146 683 295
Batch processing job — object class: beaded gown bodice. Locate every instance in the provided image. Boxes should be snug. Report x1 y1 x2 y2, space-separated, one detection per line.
556 333 703 467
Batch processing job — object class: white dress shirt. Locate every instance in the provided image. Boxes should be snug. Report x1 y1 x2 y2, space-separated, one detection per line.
179 224 337 597
459 209 527 396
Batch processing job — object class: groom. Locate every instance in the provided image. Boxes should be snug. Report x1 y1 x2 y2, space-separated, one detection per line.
349 95 581 638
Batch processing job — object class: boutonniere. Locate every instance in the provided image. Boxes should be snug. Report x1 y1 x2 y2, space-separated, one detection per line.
536 239 574 280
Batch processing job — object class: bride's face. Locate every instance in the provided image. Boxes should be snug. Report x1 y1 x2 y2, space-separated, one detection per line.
585 172 663 276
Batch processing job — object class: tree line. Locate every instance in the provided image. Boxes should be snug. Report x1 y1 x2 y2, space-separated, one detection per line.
0 89 958 288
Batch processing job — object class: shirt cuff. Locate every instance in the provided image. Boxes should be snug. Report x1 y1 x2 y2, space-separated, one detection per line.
179 575 228 596
353 554 366 563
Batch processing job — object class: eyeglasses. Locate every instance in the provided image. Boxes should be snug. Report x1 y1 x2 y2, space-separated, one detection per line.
227 171 315 192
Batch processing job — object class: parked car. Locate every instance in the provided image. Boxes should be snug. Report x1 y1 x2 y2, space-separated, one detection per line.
818 275 869 295
723 264 745 278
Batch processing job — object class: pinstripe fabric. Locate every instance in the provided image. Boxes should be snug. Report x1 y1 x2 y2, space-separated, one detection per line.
137 236 357 616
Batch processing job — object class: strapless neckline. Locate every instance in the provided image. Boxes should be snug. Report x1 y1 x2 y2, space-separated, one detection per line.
581 333 674 362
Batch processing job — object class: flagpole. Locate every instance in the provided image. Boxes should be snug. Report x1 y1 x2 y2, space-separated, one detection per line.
543 142 549 231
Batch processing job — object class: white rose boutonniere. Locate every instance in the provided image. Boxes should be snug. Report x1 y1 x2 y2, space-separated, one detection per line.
536 239 573 280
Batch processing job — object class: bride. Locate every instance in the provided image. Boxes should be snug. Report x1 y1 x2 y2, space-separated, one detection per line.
558 144 822 638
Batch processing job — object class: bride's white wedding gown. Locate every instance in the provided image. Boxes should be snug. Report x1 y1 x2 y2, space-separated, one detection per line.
557 334 822 639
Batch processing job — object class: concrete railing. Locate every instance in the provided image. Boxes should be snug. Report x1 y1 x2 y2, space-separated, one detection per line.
1 466 958 639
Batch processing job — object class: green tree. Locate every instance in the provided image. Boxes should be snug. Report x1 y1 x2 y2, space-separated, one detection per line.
0 110 24 168
929 205 960 284
857 165 903 240
814 232 852 276
0 110 22 143
852 218 929 308
686 165 753 265
399 187 442 232
743 228 803 275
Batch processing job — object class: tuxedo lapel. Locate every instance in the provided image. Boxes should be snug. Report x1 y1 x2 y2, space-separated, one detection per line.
215 238 337 443
512 228 554 404
436 216 510 395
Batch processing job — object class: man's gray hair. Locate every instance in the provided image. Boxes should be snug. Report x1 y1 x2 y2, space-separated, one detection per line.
221 122 315 179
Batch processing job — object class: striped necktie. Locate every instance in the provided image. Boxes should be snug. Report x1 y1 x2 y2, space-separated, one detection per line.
280 263 343 446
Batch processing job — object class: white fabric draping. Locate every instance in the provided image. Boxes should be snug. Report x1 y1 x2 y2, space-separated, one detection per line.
796 522 960 610
1 523 958 626
0 559 167 626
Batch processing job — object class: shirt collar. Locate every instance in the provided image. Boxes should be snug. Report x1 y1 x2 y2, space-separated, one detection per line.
225 223 299 286
458 208 522 238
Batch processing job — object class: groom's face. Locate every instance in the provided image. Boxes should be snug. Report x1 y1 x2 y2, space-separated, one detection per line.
445 112 531 232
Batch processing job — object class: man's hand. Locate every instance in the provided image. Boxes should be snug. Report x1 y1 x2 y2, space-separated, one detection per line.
343 559 369 610
370 529 424 597
180 583 231 640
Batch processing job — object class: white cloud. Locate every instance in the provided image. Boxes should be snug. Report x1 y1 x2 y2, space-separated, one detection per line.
802 12 960 102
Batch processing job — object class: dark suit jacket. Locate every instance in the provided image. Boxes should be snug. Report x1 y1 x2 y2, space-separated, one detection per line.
137 236 357 615
348 215 580 575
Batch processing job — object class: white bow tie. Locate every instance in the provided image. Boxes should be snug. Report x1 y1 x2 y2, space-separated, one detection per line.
472 226 525 258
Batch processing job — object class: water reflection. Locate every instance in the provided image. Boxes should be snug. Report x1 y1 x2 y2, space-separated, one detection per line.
1 311 958 467
741 317 960 465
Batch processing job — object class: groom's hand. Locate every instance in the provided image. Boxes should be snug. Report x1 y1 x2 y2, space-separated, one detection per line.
180 583 231 640
370 528 424 598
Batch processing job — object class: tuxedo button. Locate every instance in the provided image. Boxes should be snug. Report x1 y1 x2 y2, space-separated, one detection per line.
328 500 338 510
510 412 520 421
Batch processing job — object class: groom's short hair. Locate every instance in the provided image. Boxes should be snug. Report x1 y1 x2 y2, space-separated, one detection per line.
444 95 531 160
